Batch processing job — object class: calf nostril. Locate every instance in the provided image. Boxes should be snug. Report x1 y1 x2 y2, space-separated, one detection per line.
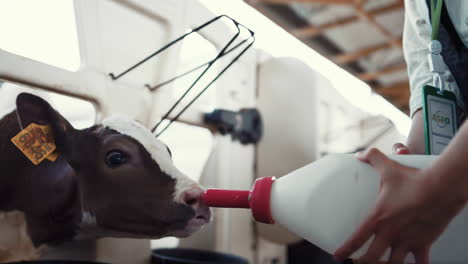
196 206 211 223
186 197 198 206
182 190 202 207
181 188 207 210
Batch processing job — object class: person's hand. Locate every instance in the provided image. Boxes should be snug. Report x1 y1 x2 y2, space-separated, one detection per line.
396 109 425 155
333 148 466 264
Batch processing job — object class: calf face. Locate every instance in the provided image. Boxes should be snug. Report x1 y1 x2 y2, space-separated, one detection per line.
14 93 210 240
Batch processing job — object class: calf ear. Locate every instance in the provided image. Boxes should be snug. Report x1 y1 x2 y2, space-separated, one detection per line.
15 93 75 151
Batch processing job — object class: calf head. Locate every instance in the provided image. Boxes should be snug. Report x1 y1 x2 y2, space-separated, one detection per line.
15 93 211 239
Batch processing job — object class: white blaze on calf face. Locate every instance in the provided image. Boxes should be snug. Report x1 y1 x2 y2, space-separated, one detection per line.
101 116 200 203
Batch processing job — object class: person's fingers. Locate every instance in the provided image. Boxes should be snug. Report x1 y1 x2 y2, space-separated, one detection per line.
388 247 408 264
357 234 390 264
334 211 377 261
413 247 430 264
357 148 394 174
392 143 411 155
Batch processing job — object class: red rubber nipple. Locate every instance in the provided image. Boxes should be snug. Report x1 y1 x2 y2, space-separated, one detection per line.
201 177 276 224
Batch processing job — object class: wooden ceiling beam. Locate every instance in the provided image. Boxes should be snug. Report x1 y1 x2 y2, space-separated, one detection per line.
373 81 410 111
388 95 410 108
247 0 355 4
335 42 389 64
293 15 357 38
358 63 406 81
373 81 410 97
292 1 403 38
354 6 402 48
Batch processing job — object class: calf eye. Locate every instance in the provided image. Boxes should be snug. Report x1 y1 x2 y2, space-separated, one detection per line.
105 150 127 168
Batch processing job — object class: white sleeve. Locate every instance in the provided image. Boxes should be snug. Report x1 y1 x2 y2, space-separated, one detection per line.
403 0 432 117
403 0 465 117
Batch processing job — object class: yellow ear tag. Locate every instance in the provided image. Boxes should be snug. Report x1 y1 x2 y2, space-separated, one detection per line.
11 123 59 165
46 151 60 162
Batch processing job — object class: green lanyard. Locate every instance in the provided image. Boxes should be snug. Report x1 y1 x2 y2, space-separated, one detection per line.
423 0 459 155
427 0 445 92
430 0 443 41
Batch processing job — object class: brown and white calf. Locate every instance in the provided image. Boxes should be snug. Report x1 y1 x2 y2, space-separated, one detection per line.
0 93 210 262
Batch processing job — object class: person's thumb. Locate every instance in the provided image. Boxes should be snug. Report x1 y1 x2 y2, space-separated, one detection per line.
357 148 392 173
392 143 411 155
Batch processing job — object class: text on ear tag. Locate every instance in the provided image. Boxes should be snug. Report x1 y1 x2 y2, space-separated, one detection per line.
11 123 58 165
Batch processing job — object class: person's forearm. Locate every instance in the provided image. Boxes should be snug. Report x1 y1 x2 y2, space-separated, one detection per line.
406 109 426 154
424 120 468 203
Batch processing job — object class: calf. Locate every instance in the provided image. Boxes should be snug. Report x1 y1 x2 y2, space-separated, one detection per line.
0 93 211 261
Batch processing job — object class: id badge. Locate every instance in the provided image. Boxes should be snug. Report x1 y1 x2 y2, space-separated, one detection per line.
422 85 458 155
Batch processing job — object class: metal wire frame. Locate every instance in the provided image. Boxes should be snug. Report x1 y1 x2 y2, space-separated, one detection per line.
108 15 255 137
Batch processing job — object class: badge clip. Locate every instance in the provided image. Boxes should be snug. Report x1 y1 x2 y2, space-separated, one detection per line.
428 40 446 95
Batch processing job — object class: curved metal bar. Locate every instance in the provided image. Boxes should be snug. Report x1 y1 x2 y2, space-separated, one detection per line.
109 15 234 80
150 19 243 133
107 14 255 136
155 34 255 137
147 37 251 91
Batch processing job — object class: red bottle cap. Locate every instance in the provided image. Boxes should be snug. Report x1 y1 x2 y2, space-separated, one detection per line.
249 176 275 224
201 176 276 224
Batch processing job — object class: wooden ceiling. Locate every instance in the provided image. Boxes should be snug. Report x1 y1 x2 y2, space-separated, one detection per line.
245 0 410 114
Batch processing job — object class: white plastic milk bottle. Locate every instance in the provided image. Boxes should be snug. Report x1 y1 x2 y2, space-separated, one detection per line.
202 154 468 263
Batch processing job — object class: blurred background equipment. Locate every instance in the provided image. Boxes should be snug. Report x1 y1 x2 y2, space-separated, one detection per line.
204 108 263 144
